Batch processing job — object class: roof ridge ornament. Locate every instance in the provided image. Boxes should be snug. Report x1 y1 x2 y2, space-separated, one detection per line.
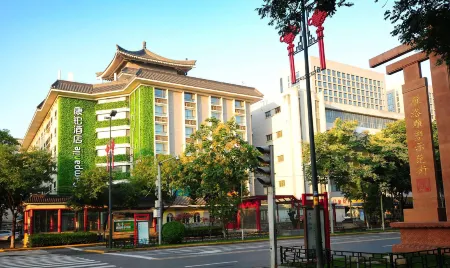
143 41 147 49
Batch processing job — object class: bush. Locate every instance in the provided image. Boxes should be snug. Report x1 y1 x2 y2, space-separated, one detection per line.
162 221 185 244
185 226 222 237
29 232 98 247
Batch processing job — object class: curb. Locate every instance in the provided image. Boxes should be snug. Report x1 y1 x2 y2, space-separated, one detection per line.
0 242 104 253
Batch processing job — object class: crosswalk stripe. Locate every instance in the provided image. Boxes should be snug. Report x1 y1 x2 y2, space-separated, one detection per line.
0 255 115 268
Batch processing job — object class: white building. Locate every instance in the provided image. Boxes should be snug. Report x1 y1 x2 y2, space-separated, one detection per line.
252 58 404 222
386 86 435 121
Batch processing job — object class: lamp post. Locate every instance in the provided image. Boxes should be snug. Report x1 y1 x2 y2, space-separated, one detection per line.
157 155 179 245
106 110 117 249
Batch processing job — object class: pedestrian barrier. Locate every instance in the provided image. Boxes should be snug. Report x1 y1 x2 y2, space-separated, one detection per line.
279 246 450 267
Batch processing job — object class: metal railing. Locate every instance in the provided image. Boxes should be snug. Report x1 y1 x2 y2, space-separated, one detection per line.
279 246 450 267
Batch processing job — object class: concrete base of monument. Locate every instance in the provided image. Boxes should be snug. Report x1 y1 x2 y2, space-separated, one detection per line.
391 222 450 252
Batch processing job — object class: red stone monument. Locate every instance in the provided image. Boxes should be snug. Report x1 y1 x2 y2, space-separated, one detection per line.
369 45 450 252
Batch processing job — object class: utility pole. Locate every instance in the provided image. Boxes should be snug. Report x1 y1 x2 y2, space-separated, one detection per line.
380 193 385 231
107 110 116 249
157 162 162 245
299 0 324 265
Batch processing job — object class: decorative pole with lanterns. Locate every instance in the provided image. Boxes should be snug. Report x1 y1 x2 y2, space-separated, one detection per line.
279 1 328 267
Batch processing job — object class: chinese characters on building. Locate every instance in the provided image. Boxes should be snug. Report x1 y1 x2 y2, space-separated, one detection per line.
73 107 83 182
410 96 431 193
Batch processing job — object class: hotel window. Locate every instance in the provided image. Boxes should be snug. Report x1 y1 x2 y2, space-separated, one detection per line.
344 99 348 104
334 91 337 97
369 79 373 85
155 88 166 98
376 105 379 109
324 90 327 95
185 127 194 137
351 75 355 81
353 95 356 100
235 100 244 108
333 77 336 83
333 84 337 90
211 97 221 105
156 106 165 116
318 74 321 80
277 155 284 162
338 85 341 90
343 86 346 92
339 98 343 103
357 83 360 88
265 111 272 118
352 89 356 93
347 74 350 79
332 70 336 76
276 131 283 138
235 116 244 125
365 84 368 89
324 96 329 101
362 97 365 101
344 93 348 98
266 134 273 141
339 92 342 97
275 106 281 114
347 81 350 86
337 72 341 77
361 90 364 96
358 96 361 101
352 82 355 87
349 100 353 105
327 69 331 75
365 78 368 83
358 102 361 106
318 81 322 87
357 76 360 82
335 97 338 102
156 124 166 135
184 92 195 102
328 76 331 82
279 180 286 187
338 79 341 84
212 111 221 120
185 109 194 119
156 143 165 154
377 81 381 86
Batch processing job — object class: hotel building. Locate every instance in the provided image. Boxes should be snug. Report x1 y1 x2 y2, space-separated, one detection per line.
21 42 263 235
252 58 403 221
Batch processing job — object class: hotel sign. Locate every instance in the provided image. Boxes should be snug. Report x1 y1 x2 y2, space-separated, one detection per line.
73 107 83 181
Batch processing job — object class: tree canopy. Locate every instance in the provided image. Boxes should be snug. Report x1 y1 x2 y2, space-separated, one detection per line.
0 142 55 248
257 0 450 65
173 118 260 235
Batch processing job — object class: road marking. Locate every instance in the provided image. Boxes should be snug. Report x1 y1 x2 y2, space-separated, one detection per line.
192 250 222 254
0 254 115 268
69 247 84 251
332 237 400 245
106 252 155 260
153 248 267 261
185 261 238 267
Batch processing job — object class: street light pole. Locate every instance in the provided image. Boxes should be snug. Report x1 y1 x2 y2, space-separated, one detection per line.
107 110 117 249
300 0 324 265
157 156 179 245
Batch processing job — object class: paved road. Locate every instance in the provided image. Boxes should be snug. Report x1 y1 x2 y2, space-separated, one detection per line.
0 232 400 268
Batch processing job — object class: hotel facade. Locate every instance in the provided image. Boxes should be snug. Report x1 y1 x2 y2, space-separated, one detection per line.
21 42 263 235
252 57 403 222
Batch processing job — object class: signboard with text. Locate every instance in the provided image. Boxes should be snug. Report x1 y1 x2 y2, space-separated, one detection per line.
114 220 134 232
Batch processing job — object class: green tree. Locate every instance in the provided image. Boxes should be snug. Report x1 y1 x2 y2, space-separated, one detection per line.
0 145 55 248
173 118 259 236
69 168 141 210
0 129 19 146
257 0 450 65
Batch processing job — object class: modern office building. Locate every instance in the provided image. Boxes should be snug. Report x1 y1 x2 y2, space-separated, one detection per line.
386 86 436 121
280 56 388 111
253 59 403 221
22 42 263 195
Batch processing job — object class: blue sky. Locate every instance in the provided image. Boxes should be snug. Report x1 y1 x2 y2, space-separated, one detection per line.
0 0 427 138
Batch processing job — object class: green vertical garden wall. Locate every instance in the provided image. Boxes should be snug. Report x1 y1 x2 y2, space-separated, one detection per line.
130 85 154 158
57 97 96 195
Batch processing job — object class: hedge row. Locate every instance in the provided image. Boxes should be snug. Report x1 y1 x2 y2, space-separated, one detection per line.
95 118 130 129
29 232 98 247
96 136 130 146
95 154 130 164
185 226 222 237
95 100 129 111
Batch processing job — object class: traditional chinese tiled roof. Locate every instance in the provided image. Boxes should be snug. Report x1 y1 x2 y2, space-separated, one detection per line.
136 69 264 98
24 194 70 204
169 196 206 207
36 100 45 109
51 80 93 93
97 42 196 80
